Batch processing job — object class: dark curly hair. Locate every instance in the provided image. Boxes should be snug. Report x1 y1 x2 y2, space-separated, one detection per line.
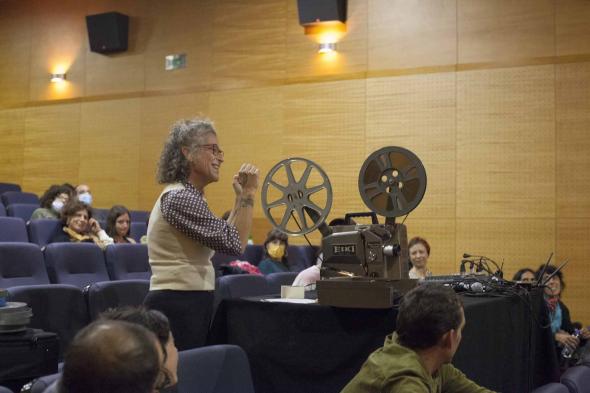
39 184 71 209
60 200 93 227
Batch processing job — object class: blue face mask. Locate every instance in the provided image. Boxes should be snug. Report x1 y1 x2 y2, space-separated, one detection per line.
78 192 93 205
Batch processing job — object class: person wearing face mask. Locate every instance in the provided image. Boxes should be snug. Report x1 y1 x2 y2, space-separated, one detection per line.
31 184 71 219
49 200 114 250
258 229 290 275
76 184 93 205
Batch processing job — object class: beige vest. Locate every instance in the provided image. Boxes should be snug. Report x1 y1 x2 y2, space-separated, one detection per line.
147 183 215 291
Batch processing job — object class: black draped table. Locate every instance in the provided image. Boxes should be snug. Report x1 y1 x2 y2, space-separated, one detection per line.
209 290 558 393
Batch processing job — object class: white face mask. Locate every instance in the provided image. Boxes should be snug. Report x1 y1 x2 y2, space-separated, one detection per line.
51 199 64 213
78 192 93 205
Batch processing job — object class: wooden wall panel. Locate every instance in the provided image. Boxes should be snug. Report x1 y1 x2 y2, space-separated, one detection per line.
23 104 81 195
366 73 456 219
458 0 554 64
0 109 25 186
85 1 146 96
285 0 367 80
138 93 210 210
283 80 366 245
211 0 287 89
556 219 590 325
29 0 87 101
556 0 590 56
79 99 141 209
457 66 555 218
368 0 456 70
143 0 214 92
456 218 555 279
208 87 284 220
405 218 456 276
556 62 590 218
0 0 32 107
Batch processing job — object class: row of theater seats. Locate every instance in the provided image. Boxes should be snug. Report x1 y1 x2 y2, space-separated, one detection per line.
0 217 148 245
5 272 298 359
0 241 317 290
0 344 255 393
532 364 590 393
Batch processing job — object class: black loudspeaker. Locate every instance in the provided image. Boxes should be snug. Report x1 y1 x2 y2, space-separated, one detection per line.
297 0 347 25
85 12 129 54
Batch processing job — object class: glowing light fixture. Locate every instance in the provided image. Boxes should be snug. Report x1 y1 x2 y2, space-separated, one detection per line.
50 73 66 83
297 0 347 53
318 42 337 54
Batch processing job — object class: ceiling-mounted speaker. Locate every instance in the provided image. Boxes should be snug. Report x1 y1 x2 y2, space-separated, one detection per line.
297 0 347 26
86 12 129 54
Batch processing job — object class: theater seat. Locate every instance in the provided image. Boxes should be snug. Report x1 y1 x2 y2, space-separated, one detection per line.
104 243 150 281
266 271 298 294
242 245 264 265
0 386 13 393
85 280 150 320
7 284 89 360
6 203 39 221
0 243 50 288
25 372 60 393
176 345 255 393
215 274 271 310
287 245 318 272
0 217 28 242
0 202 6 217
531 382 569 393
27 219 62 247
129 210 150 223
561 365 590 393
92 208 108 221
0 182 21 194
1 191 39 206
43 243 109 288
130 222 147 243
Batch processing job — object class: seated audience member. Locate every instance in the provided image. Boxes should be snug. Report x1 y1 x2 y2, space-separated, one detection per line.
408 236 432 279
31 184 71 219
536 264 590 365
49 200 114 249
258 229 289 275
75 184 93 205
292 217 347 287
342 285 496 393
512 268 535 283
100 307 178 390
106 205 136 244
58 320 164 393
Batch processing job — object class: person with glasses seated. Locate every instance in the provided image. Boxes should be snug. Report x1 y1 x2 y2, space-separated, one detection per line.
144 117 259 350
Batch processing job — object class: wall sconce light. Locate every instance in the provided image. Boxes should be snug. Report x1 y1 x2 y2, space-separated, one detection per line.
50 73 66 83
318 42 337 54
297 0 347 53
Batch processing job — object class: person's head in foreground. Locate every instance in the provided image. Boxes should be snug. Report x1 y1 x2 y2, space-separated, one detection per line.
58 320 163 393
100 306 178 389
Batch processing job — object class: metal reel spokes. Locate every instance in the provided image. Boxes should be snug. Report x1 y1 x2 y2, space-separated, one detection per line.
261 158 332 236
358 146 427 218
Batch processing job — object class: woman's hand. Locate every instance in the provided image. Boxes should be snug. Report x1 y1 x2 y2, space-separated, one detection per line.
232 174 242 197
555 330 580 351
580 327 590 340
88 218 102 235
236 163 259 196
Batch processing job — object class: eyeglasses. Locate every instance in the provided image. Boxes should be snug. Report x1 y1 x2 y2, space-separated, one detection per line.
198 144 224 158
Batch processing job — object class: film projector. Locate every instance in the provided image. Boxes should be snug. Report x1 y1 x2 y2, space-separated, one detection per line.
261 146 427 308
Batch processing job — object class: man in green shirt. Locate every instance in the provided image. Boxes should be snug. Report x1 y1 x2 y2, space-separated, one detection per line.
341 285 496 393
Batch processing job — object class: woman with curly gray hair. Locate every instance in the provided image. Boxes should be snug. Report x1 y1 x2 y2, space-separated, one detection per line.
144 117 259 350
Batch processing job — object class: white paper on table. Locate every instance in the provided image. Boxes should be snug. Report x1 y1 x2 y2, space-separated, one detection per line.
260 298 317 304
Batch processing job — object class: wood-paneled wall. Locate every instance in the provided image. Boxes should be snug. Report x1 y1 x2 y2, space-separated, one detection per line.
1 0 589 323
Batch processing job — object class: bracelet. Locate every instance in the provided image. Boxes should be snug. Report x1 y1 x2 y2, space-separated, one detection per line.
240 197 254 207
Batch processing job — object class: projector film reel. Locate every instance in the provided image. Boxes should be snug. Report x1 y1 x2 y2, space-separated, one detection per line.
261 158 332 236
358 146 427 218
